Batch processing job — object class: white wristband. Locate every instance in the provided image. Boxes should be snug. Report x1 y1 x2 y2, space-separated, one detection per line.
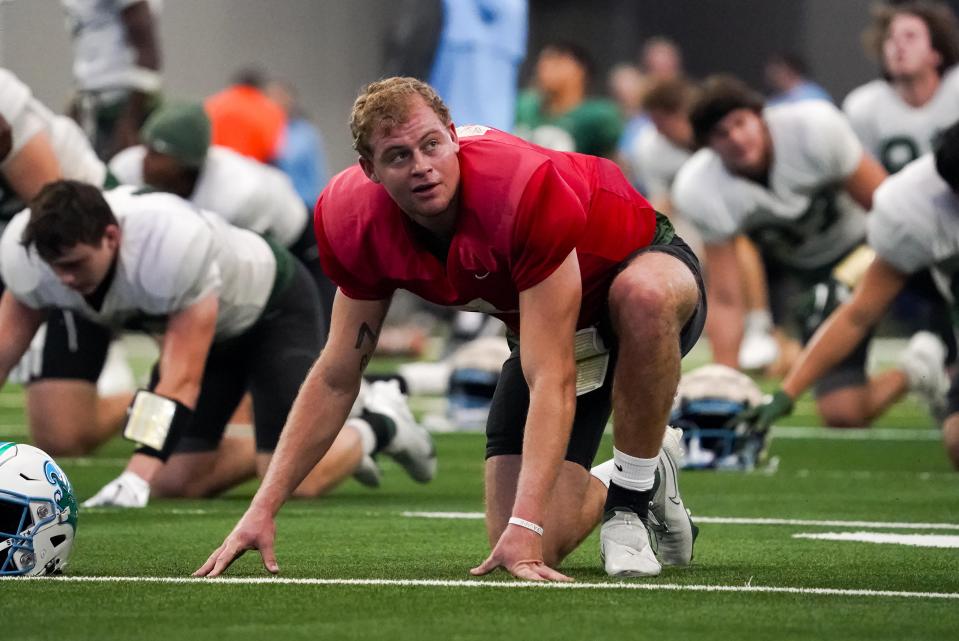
508 516 544 536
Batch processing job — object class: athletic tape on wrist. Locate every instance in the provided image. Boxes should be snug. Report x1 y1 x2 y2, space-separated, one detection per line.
508 517 544 536
124 390 192 461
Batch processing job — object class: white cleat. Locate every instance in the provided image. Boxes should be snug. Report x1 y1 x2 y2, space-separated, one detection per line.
899 331 950 421
365 380 437 483
600 509 662 578
646 427 698 566
352 454 382 488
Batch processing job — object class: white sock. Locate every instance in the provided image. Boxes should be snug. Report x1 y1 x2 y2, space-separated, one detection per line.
590 459 615 489
610 447 658 492
347 418 377 456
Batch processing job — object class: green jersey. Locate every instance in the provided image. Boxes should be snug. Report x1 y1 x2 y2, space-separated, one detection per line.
514 91 622 158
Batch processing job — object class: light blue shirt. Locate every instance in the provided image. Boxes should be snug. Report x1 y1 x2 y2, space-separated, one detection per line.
429 0 528 131
275 117 328 207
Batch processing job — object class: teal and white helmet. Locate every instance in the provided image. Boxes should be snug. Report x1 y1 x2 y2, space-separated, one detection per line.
0 443 78 575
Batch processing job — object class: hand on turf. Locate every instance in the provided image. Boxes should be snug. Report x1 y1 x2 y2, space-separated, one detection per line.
736 389 795 433
193 507 279 577
470 522 572 582
82 471 150 508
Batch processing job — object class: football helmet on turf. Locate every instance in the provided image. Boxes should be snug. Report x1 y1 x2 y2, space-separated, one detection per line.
0 443 78 575
669 365 768 470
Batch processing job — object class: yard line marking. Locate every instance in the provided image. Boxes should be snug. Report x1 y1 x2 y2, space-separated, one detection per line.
401 511 959 531
771 426 940 441
4 575 958 600
793 532 959 548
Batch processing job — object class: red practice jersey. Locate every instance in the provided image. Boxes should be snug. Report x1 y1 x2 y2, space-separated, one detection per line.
314 126 656 332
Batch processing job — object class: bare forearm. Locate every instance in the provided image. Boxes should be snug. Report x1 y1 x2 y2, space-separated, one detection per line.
512 376 576 524
782 304 871 399
251 361 360 516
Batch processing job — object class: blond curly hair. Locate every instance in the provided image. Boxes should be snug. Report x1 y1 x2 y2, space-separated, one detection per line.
350 77 452 160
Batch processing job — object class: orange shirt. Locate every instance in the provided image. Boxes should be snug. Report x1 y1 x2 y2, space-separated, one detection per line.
205 85 286 163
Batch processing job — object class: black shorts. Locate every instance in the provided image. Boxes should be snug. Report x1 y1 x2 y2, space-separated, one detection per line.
30 309 112 383
485 234 707 469
151 262 323 454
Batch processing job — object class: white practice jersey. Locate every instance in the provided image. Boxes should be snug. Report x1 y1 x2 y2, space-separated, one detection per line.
109 145 307 247
630 126 691 202
0 186 276 339
61 0 162 93
672 101 867 271
0 68 106 190
843 67 959 174
868 154 959 305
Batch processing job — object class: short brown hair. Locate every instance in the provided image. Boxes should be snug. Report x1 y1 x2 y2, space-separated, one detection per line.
641 77 699 114
23 180 117 262
689 75 765 148
863 1 959 77
350 77 452 160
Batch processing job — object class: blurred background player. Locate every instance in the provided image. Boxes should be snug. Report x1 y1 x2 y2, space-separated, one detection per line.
108 102 336 336
743 120 959 466
764 51 832 106
61 0 162 160
266 78 330 208
843 0 959 174
632 75 781 373
427 0 528 132
514 41 622 157
672 75 925 428
842 0 959 381
639 36 684 82
205 67 286 164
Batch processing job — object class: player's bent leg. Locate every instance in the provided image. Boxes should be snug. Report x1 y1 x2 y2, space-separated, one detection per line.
27 381 122 455
602 240 702 577
483 455 606 567
607 250 699 456
150 448 246 498
815 369 907 428
291 424 365 497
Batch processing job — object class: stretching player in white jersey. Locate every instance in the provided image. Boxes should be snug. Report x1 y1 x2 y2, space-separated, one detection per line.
843 1 959 174
0 181 436 506
843 0 959 370
109 102 336 334
672 75 943 428
743 120 959 467
634 77 782 372
0 68 138 455
61 0 162 159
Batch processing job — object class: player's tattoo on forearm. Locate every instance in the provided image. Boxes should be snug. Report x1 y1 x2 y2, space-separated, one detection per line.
355 321 381 372
355 322 380 349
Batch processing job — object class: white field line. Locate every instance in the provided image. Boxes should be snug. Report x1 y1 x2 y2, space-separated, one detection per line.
793 532 959 548
771 426 940 441
401 511 959 531
2 575 957 600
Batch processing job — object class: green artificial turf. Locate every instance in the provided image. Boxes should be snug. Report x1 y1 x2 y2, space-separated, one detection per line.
1 345 958 640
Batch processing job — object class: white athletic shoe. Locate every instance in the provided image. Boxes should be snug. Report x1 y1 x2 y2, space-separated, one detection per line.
738 311 779 371
600 509 662 578
645 427 698 566
83 471 150 508
352 454 382 488
899 331 950 421
365 380 437 483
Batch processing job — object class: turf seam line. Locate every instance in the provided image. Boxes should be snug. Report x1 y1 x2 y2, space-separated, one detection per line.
4 576 958 599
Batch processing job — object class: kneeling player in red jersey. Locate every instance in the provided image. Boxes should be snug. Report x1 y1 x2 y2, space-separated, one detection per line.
197 77 706 581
